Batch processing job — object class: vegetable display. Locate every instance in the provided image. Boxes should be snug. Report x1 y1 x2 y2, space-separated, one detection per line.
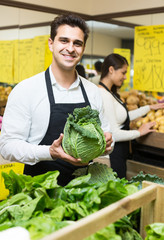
62 106 106 163
0 167 140 240
131 109 164 133
128 171 164 189
0 165 163 239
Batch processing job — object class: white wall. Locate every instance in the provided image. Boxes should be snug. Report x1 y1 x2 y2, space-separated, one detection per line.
9 0 164 15
85 32 121 56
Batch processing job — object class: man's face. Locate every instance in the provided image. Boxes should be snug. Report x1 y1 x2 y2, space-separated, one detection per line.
48 25 85 71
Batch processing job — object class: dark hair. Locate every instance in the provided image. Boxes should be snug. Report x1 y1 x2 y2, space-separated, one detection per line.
94 61 102 72
50 14 89 45
76 64 86 78
100 53 128 95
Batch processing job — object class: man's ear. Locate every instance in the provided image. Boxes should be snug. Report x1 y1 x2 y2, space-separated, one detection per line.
48 38 53 52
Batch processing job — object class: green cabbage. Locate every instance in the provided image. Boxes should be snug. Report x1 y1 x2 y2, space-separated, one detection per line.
62 106 106 163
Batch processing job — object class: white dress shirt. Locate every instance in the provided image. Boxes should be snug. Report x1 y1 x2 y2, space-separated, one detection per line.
99 88 150 142
0 67 112 164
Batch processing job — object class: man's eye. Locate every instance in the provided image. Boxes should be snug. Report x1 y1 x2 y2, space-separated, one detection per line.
74 42 83 47
61 39 67 43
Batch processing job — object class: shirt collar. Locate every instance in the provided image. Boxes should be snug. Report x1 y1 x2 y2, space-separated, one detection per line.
49 65 81 89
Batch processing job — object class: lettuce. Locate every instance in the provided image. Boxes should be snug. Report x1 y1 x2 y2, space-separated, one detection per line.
145 223 164 240
62 106 106 163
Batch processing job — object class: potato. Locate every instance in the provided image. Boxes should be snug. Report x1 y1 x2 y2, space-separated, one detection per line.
139 99 147 106
120 91 129 99
160 118 164 126
155 116 164 124
127 104 138 110
126 95 139 105
153 122 159 129
146 97 155 105
155 109 163 118
136 120 142 128
142 116 149 123
129 89 138 96
138 92 146 100
158 125 164 133
147 110 155 120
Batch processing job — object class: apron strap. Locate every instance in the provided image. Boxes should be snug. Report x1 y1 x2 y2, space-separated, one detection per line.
45 68 55 106
79 78 90 104
99 81 130 130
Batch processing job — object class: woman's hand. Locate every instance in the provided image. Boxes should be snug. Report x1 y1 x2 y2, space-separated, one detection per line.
49 133 88 166
138 122 156 136
150 102 164 110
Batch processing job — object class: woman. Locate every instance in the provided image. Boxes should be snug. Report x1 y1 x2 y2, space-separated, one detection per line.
99 53 164 178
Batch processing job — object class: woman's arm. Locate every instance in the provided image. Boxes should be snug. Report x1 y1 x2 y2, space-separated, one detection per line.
99 88 140 142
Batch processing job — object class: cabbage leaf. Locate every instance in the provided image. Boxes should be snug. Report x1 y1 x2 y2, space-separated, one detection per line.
62 106 106 163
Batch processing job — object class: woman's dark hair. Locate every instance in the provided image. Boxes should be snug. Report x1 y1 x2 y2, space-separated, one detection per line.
100 53 128 96
50 14 89 45
94 61 102 72
76 64 86 78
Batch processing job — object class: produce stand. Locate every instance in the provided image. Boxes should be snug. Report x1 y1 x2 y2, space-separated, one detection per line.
41 181 164 240
131 132 164 170
136 132 164 150
126 160 164 179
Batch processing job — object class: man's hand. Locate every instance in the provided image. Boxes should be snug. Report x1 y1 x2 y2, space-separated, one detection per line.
104 132 113 154
49 134 88 166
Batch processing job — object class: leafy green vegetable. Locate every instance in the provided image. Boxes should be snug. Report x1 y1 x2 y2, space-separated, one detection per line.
0 169 140 240
73 162 118 184
62 106 106 163
145 223 164 240
128 171 164 189
114 216 143 240
2 170 60 197
84 223 122 240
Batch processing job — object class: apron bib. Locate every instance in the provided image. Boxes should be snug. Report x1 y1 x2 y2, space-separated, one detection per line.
24 68 91 186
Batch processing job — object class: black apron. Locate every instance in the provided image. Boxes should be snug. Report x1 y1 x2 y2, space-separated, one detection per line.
99 82 130 178
24 68 91 186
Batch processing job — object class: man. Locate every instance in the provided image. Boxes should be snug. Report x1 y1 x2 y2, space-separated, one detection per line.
89 60 102 85
0 14 113 186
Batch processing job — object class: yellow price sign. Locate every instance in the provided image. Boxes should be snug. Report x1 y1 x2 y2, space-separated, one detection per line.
113 48 131 84
114 48 131 91
0 41 14 84
133 25 164 92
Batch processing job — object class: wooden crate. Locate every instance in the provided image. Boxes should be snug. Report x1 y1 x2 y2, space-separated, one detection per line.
136 132 164 149
126 159 164 179
41 181 164 240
